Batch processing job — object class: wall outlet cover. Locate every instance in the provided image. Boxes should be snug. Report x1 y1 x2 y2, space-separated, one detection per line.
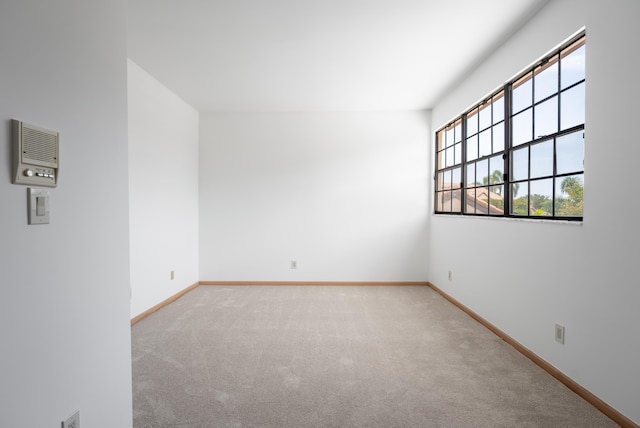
555 324 565 344
62 410 79 428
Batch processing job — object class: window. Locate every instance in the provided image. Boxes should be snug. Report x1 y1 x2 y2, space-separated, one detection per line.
434 32 585 220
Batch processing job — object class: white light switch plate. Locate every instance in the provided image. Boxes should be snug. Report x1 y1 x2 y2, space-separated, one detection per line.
28 187 50 224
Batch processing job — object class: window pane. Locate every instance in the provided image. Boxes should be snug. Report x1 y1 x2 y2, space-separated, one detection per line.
489 155 503 184
445 127 454 147
436 191 443 211
513 72 532 113
561 41 585 89
556 130 584 175
437 129 445 151
488 155 504 213
467 108 478 136
555 174 583 217
466 134 478 161
489 185 504 215
493 122 505 153
437 191 451 212
512 108 533 146
534 96 558 139
466 163 476 188
479 102 491 130
493 92 505 124
511 182 528 215
437 171 444 190
479 129 491 157
445 146 454 167
436 151 444 170
529 178 553 216
443 169 451 188
561 82 585 130
454 143 462 165
476 186 490 212
451 167 461 189
476 159 488 186
454 121 462 143
452 188 462 213
534 59 559 103
511 147 528 181
465 188 476 214
530 140 554 178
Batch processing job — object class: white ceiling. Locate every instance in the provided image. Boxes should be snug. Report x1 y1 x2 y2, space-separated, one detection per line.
127 0 548 113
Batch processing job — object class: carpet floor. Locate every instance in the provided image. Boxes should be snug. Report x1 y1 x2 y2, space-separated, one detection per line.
132 285 617 427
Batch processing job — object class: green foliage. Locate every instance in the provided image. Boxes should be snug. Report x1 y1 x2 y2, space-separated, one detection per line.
530 194 552 216
511 176 583 217
512 197 528 215
490 198 504 210
556 176 583 216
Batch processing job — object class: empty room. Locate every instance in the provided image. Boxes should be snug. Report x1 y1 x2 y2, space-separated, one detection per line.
1 0 639 427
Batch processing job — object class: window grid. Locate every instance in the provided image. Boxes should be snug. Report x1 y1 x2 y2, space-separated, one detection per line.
463 90 506 216
434 118 463 213
434 32 585 221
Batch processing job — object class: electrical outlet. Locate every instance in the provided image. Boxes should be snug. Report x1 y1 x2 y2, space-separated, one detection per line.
62 410 79 428
291 260 297 269
448 270 452 281
555 324 565 344
170 270 175 280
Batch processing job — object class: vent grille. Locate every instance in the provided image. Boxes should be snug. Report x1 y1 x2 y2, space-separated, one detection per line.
22 126 58 166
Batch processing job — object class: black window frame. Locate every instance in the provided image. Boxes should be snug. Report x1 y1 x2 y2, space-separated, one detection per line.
434 32 585 221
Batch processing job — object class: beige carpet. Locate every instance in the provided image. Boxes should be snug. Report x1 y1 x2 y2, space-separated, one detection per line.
132 285 617 427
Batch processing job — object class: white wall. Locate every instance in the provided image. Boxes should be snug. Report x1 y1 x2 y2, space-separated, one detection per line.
199 112 430 281
0 2 132 427
430 0 640 424
128 60 200 318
